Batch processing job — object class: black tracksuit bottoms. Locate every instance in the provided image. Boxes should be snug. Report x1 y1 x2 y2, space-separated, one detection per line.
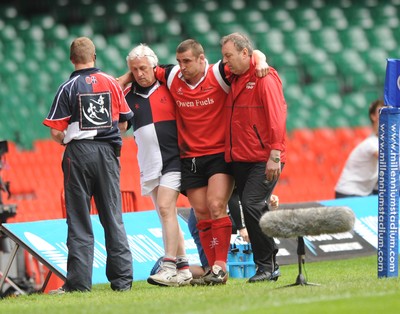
231 161 280 273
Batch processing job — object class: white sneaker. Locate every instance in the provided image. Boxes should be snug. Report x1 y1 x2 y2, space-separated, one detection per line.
147 267 178 287
177 269 193 286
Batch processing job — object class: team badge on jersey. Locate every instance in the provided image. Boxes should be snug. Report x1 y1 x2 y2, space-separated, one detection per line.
246 82 256 89
79 92 112 130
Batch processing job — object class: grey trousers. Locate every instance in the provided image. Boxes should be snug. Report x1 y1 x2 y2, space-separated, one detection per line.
62 140 133 291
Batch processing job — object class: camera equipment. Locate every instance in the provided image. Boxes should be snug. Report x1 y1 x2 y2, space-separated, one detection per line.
0 140 17 224
0 141 8 159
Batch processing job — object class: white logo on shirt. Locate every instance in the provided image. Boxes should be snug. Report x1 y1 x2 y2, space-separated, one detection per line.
246 82 256 89
79 92 112 130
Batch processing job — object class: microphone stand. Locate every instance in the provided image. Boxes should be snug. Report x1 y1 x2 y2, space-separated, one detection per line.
282 236 320 287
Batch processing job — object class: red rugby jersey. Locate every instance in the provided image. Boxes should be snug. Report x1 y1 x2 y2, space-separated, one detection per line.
155 60 230 158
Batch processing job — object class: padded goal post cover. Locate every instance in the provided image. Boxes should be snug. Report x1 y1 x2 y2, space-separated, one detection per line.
377 107 400 278
384 58 400 108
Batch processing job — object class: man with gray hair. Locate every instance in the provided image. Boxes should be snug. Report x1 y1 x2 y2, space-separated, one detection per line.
221 32 287 283
123 44 192 287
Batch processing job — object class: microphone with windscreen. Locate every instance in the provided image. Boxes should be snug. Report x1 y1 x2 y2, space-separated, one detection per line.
260 206 356 238
259 205 356 287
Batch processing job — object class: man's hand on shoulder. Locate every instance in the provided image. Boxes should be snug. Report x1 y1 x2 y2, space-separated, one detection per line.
255 60 269 78
116 72 134 89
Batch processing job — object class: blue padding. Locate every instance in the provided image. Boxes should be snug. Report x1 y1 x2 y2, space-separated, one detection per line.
384 59 400 107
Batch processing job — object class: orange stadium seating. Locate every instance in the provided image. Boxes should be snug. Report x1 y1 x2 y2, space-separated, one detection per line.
0 126 372 225
0 138 191 223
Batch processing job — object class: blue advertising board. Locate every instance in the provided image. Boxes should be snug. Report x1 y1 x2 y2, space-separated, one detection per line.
1 210 200 283
322 196 388 251
1 195 398 284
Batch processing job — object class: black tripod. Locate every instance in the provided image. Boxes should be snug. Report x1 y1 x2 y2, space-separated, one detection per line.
282 236 320 287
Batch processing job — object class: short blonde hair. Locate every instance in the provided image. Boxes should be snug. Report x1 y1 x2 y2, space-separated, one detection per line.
70 37 96 64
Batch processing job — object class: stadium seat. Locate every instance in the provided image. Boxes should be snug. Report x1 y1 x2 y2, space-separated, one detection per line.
370 3 399 27
108 33 135 54
284 28 314 53
68 23 94 38
28 41 47 62
310 27 342 53
196 30 220 48
342 92 370 110
214 22 247 38
0 5 19 24
331 49 367 76
303 81 331 102
360 47 389 83
326 109 351 128
291 128 315 150
284 83 303 102
146 42 176 64
343 5 373 28
354 125 373 140
193 0 219 11
338 26 369 51
177 12 209 40
343 92 370 126
234 8 269 33
307 59 338 81
255 28 285 55
46 45 67 63
349 70 378 92
284 83 312 130
263 7 296 31
290 6 322 30
208 9 236 25
335 127 360 156
118 11 144 28
286 107 311 130
312 128 339 169
316 5 348 29
309 107 333 129
279 67 302 86
148 19 183 42
162 0 190 14
245 0 272 11
365 26 397 51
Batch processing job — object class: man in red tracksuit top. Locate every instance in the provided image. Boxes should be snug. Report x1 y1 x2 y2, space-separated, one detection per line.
221 33 287 283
